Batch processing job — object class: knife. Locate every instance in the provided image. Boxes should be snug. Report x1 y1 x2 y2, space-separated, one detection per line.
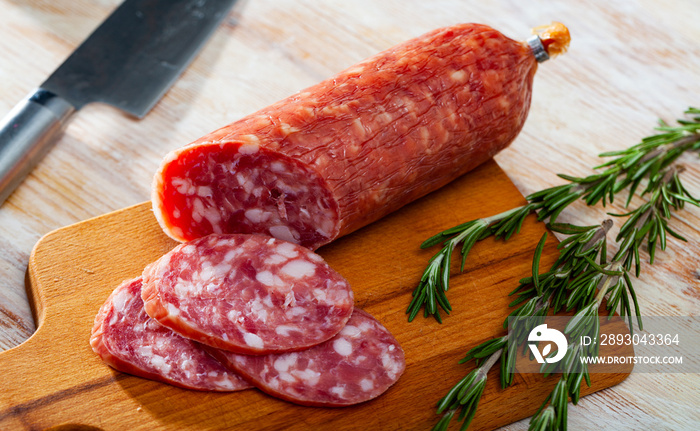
0 0 238 206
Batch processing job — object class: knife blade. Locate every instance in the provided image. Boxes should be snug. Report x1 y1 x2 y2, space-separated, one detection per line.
0 0 238 206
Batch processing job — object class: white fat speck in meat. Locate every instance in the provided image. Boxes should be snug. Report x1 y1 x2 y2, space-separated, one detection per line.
136 345 153 357
382 352 401 379
264 254 288 265
270 161 287 172
132 322 144 334
245 208 268 224
279 122 299 135
174 280 194 297
353 355 367 365
275 181 295 195
340 325 361 338
197 186 213 197
149 355 172 374
199 262 214 281
276 242 299 258
243 332 264 349
181 358 194 372
279 372 295 383
312 288 327 302
288 306 306 316
201 206 223 230
110 288 130 321
238 143 259 155
171 177 195 195
235 172 246 186
360 379 374 391
224 249 240 262
334 286 351 301
222 237 238 248
330 385 346 397
291 368 321 386
280 259 316 279
269 225 298 243
214 263 232 279
250 298 269 321
192 198 204 223
273 353 299 372
227 309 242 323
333 338 353 356
256 270 275 286
176 259 191 273
450 69 468 83
239 178 254 194
307 253 324 263
275 325 299 336
156 339 167 349
316 217 335 240
166 303 180 317
358 321 373 333
216 377 236 390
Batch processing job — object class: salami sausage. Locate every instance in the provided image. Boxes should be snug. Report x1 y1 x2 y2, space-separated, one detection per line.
152 23 570 249
207 309 405 406
141 233 354 354
90 277 250 391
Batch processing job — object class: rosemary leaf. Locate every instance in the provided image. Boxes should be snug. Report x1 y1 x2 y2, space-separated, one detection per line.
532 233 548 295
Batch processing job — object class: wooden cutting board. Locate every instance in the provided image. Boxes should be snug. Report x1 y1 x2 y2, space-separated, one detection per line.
0 160 632 430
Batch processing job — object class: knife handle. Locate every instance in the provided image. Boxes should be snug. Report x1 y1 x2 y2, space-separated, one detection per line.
0 88 76 206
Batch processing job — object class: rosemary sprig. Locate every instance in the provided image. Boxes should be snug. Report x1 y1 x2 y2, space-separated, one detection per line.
527 229 643 430
408 107 700 321
523 167 697 430
612 165 699 276
439 166 699 431
433 346 504 431
433 222 612 431
528 378 570 431
407 207 532 322
428 108 700 431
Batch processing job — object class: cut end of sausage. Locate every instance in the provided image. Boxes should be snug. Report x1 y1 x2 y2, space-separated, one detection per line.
152 141 340 250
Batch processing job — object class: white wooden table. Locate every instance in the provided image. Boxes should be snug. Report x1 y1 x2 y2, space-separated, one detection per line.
0 0 698 429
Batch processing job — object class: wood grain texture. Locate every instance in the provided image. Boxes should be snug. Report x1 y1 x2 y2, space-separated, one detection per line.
1 161 632 431
0 0 698 429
